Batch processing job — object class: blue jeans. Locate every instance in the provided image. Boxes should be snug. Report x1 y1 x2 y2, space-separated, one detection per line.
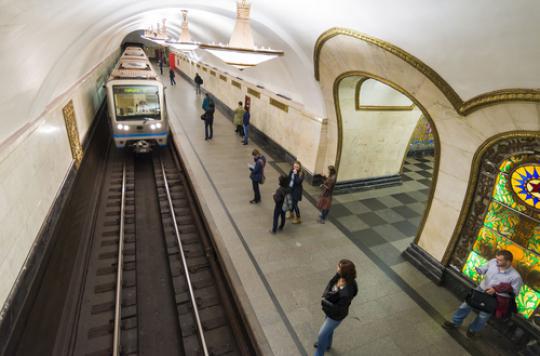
252 180 260 202
315 317 341 356
272 205 285 232
320 209 330 221
243 124 249 144
451 302 492 332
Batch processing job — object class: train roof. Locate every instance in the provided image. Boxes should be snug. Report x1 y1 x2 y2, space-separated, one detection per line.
109 49 159 80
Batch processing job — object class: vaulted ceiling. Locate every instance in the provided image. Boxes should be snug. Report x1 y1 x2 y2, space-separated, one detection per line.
1 0 539 143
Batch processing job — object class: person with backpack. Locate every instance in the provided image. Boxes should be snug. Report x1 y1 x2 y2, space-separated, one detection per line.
270 175 290 234
249 149 266 204
203 102 215 140
315 259 358 355
317 165 337 224
194 73 203 94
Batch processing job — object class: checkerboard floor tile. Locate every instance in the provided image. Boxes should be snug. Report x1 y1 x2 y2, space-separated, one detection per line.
328 156 434 266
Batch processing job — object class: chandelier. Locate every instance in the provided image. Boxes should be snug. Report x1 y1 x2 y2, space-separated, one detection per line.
199 0 284 69
166 10 200 52
142 18 169 45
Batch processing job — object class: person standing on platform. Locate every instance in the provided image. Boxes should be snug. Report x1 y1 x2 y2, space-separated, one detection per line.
202 93 213 113
270 175 290 234
317 165 337 224
159 58 163 75
242 106 251 145
443 250 522 337
249 149 266 204
194 73 203 95
288 161 305 224
203 102 215 140
169 68 176 86
233 101 245 137
315 259 358 356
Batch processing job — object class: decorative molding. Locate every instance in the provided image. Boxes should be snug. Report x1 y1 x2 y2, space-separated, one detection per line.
444 131 540 265
62 100 83 168
354 77 415 111
219 74 227 82
202 66 208 72
333 71 440 246
210 70 216 77
314 27 540 115
247 88 260 99
231 80 241 89
269 98 288 113
403 243 445 284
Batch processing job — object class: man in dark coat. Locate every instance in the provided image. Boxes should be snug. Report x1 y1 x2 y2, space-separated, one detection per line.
194 73 203 94
204 102 215 140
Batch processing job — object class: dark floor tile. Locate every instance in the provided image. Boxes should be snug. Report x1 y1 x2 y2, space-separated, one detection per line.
419 188 431 195
373 224 408 242
374 208 406 224
392 220 419 236
391 206 420 219
417 170 433 178
415 163 432 170
370 243 405 266
417 178 433 187
356 211 387 227
401 175 413 182
402 167 411 172
329 204 354 218
350 229 386 247
392 193 417 204
359 198 387 211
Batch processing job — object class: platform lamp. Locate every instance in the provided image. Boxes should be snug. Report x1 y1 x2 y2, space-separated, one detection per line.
200 0 284 69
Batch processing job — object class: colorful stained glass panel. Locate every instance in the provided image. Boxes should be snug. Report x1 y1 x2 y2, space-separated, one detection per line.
516 284 540 319
473 227 498 259
511 164 540 210
462 252 488 284
492 174 527 212
484 201 520 238
528 225 540 255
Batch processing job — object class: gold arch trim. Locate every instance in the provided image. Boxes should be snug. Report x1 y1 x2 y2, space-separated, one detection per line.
354 77 415 111
315 27 540 115
333 71 440 245
443 130 540 264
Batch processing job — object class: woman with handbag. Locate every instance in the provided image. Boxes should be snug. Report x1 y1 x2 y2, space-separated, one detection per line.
317 165 337 224
315 259 358 355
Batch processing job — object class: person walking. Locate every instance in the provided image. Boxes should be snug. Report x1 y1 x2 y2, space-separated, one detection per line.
169 68 176 86
194 73 203 95
270 175 290 234
249 149 266 204
315 259 358 355
203 102 215 140
159 58 163 75
317 166 337 223
443 249 522 337
242 106 251 145
288 161 304 224
233 101 245 137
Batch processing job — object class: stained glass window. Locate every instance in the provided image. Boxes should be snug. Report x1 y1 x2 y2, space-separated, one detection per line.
462 156 540 320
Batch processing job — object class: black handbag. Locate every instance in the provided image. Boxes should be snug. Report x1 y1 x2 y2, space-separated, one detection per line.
465 289 497 314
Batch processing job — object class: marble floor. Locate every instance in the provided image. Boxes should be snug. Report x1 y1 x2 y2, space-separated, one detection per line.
161 67 517 356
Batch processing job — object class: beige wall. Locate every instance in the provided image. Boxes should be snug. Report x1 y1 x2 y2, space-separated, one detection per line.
173 53 327 176
0 50 118 310
338 76 422 182
318 34 540 261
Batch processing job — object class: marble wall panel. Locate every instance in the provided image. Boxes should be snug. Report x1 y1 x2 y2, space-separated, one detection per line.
317 34 540 262
0 52 118 309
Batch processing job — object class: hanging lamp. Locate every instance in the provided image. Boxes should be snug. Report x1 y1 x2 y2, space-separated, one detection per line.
167 10 200 52
200 0 284 69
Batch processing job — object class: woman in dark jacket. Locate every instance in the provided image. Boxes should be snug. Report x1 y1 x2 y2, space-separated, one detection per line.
315 259 358 356
270 175 290 234
287 161 304 224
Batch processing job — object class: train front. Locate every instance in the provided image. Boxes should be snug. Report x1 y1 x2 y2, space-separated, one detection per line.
108 83 168 153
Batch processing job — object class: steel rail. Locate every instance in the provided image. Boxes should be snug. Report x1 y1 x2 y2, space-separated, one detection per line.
113 162 127 356
159 156 209 356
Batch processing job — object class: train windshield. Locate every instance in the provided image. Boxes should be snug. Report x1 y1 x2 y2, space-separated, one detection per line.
113 85 161 121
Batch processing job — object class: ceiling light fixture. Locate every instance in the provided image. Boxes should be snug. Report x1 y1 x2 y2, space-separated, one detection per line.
142 18 169 45
167 10 200 52
200 0 284 69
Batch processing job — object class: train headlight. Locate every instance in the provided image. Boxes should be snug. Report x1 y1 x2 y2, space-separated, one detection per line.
124 125 130 131
156 123 162 129
150 124 156 130
117 124 123 130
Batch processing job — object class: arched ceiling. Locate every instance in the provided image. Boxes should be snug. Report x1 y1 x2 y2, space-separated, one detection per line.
1 0 539 143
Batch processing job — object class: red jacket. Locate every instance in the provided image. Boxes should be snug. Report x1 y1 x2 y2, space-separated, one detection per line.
493 282 515 319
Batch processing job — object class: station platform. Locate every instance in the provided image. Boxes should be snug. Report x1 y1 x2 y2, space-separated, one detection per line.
163 72 509 355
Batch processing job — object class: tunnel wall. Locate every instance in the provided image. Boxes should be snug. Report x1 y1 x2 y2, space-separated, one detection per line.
0 50 118 311
173 53 329 176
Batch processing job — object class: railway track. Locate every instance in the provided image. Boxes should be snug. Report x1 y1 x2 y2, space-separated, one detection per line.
68 144 255 355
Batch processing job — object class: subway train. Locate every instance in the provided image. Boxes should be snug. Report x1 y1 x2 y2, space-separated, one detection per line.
105 46 169 153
